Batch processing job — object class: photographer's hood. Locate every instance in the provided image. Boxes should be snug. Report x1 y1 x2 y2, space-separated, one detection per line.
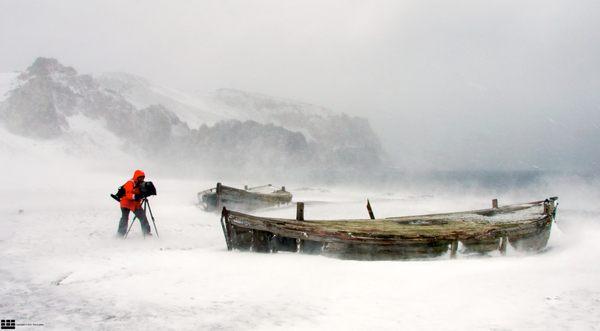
132 169 145 181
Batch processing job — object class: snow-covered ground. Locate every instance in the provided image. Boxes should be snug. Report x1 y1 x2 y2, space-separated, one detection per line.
1 156 599 330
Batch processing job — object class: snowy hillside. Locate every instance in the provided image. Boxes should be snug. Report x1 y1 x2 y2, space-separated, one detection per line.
0 58 386 181
0 72 20 102
98 73 385 160
207 88 334 125
97 72 236 128
209 89 384 154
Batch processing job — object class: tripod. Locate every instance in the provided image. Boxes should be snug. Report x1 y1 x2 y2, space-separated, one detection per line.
124 198 160 239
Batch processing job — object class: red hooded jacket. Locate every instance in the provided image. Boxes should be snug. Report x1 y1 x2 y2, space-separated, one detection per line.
120 170 145 211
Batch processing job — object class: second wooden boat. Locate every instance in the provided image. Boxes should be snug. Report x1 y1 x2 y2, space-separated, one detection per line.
198 183 292 212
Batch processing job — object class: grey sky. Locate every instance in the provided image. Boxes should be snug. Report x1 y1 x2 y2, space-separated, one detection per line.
1 0 599 171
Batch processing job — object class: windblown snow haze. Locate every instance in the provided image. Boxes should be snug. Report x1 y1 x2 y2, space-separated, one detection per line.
1 0 599 330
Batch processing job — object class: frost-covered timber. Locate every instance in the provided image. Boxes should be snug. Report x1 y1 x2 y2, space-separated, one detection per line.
199 183 292 212
220 197 558 260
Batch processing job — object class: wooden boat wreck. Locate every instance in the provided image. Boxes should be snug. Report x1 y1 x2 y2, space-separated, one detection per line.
198 183 292 212
219 197 558 260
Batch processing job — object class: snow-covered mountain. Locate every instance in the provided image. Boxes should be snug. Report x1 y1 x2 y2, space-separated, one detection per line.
209 88 383 152
98 72 384 156
0 57 386 180
97 72 236 128
0 72 20 102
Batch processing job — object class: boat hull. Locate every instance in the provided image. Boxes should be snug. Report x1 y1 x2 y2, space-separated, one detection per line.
220 198 557 260
199 184 292 211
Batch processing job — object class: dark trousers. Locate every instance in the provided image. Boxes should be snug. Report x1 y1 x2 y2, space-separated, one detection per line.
118 207 151 236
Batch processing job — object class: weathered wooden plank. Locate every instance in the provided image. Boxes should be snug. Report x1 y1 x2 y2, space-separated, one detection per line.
230 225 253 251
367 199 375 220
270 235 297 252
300 240 323 254
324 241 450 260
508 221 552 251
220 207 232 251
499 236 507 255
216 182 223 211
461 238 501 254
450 240 458 258
251 230 272 253
296 202 304 221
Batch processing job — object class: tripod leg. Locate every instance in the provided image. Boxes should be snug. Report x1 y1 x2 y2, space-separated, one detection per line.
124 214 138 239
145 200 159 238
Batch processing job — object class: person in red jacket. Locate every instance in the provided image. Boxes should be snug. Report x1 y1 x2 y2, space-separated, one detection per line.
117 169 152 237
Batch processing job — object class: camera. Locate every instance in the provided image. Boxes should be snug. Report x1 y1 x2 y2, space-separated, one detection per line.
110 181 157 202
139 181 157 198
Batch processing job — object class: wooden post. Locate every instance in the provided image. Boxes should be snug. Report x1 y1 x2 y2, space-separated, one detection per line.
216 182 223 210
244 185 248 190
220 207 231 251
499 236 507 255
296 202 304 221
450 240 458 258
367 199 375 220
296 238 304 252
492 199 498 209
